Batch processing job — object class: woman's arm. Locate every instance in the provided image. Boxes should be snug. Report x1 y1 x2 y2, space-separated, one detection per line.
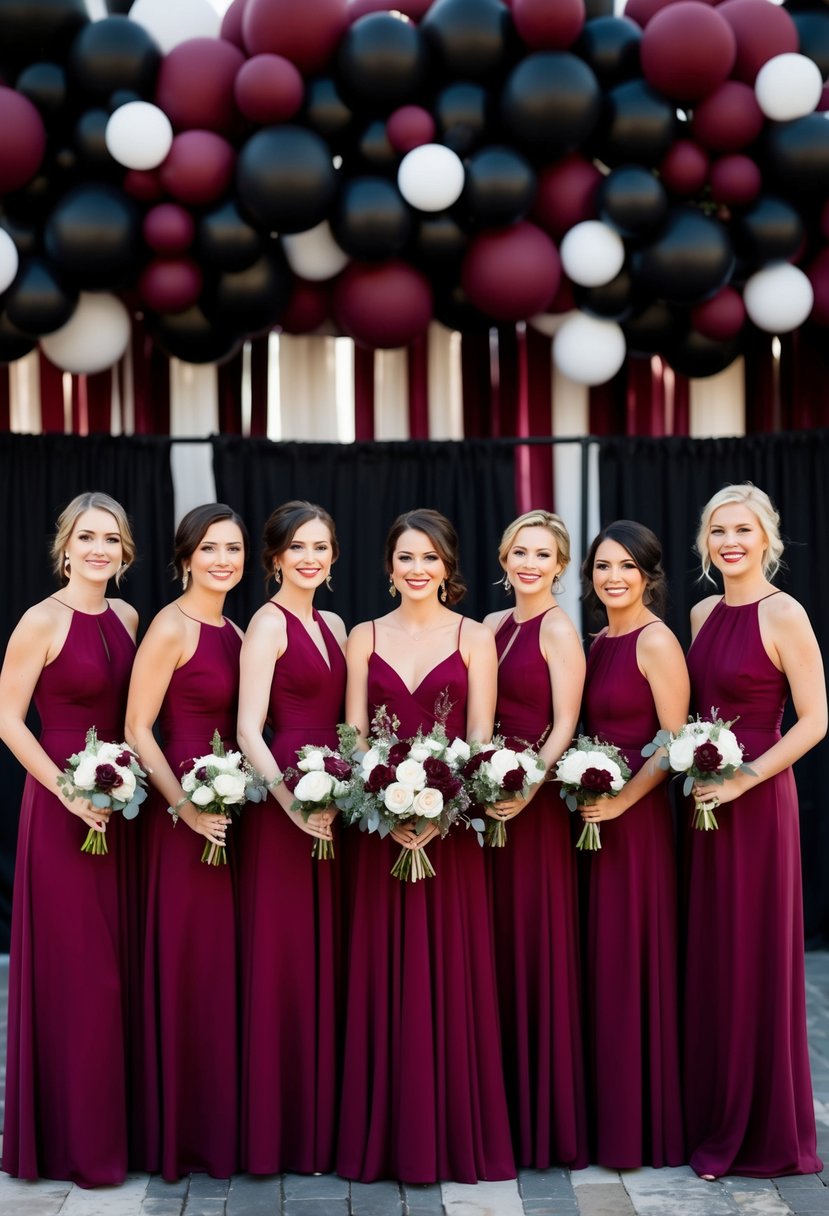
463 619 497 744
344 621 373 745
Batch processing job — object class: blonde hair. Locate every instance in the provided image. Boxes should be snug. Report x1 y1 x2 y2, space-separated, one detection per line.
51 492 136 586
696 482 783 582
498 510 572 575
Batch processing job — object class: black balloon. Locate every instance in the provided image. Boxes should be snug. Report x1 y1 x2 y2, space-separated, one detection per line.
4 256 77 334
622 299 681 355
352 119 400 175
763 114 829 200
15 61 69 120
575 16 641 88
733 196 805 268
205 248 292 337
236 126 338 234
462 145 536 227
501 52 601 160
595 79 678 168
421 0 516 83
792 12 829 81
150 304 241 365
0 0 88 73
0 213 39 259
0 310 36 362
664 328 743 378
434 82 493 156
331 176 412 261
413 215 468 274
574 266 636 322
74 108 118 173
108 89 142 112
336 13 429 112
197 200 264 272
68 15 161 99
631 208 734 305
301 77 354 150
597 164 667 239
44 182 141 287
433 281 493 333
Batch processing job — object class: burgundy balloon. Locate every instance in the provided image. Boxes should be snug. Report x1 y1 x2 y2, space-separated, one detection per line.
548 276 575 315
155 38 244 135
243 0 349 74
234 54 304 124
820 84 829 114
139 257 204 313
143 203 196 254
333 260 432 348
531 154 601 239
807 248 829 327
386 105 435 153
511 0 585 50
708 154 762 207
279 277 331 334
624 0 685 29
640 3 735 102
221 0 249 49
123 168 164 202
0 86 47 194
717 0 798 85
691 81 764 153
660 140 709 196
159 131 236 207
691 286 746 341
462 222 561 321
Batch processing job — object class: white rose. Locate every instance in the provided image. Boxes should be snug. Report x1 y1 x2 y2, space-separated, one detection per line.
407 742 432 763
190 785 215 807
394 758 426 789
294 770 335 804
714 728 743 770
213 771 247 803
72 758 99 790
412 787 444 819
181 770 197 793
214 750 242 773
555 751 590 785
96 742 122 764
447 738 470 763
667 735 695 773
523 758 547 784
603 759 625 792
423 737 445 755
384 782 414 815
361 747 382 777
298 749 326 772
111 769 136 802
332 778 349 798
488 748 520 781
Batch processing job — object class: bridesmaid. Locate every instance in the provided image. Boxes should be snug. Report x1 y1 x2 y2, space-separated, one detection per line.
125 503 247 1181
483 510 588 1170
684 484 826 1179
579 520 687 1168
0 492 137 1186
336 508 515 1185
235 501 346 1175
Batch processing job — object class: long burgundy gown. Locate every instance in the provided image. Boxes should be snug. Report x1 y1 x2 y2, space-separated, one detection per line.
489 609 588 1169
142 619 241 1181
238 605 345 1175
336 621 515 1184
582 624 685 1168
684 595 821 1178
3 605 135 1187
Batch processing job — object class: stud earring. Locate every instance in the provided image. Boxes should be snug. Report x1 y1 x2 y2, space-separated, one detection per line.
274 566 282 585
388 578 397 599
182 569 190 591
440 581 448 603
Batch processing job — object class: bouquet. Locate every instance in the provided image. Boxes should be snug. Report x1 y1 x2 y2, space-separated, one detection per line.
642 709 754 830
173 730 267 864
555 735 631 851
283 725 358 861
463 738 547 847
339 699 482 882
57 726 148 855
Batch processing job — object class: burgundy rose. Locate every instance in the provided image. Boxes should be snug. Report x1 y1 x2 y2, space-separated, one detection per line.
501 767 525 792
387 741 411 767
365 763 395 794
95 763 121 792
424 758 461 799
323 755 352 779
582 767 613 794
693 741 722 773
116 750 134 768
462 750 494 778
195 766 209 782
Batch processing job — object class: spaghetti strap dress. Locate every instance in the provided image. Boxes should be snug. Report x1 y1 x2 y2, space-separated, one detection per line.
3 605 135 1187
684 596 821 1178
336 620 515 1185
141 619 242 1181
238 605 346 1175
582 625 685 1168
489 609 588 1169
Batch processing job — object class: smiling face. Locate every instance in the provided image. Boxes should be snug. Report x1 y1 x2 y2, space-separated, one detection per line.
390 528 447 602
277 518 335 592
503 525 563 596
591 537 647 611
186 521 245 594
65 508 123 585
707 503 768 579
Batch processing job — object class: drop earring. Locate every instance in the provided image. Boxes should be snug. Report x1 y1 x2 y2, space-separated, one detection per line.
503 573 512 595
274 566 282 585
440 581 448 603
325 575 333 591
182 568 190 591
388 578 397 599
63 553 71 575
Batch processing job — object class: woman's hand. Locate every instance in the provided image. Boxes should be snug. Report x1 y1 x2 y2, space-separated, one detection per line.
580 795 628 824
485 781 543 821
286 806 335 842
390 821 440 850
62 793 111 832
693 772 749 809
181 807 232 846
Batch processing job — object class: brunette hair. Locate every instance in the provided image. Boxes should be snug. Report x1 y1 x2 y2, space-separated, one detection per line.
695 482 784 582
498 509 572 576
172 503 249 580
385 508 466 606
262 500 339 588
51 491 136 586
581 519 668 621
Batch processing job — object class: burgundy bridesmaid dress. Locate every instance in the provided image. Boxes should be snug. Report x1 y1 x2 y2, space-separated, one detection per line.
684 595 821 1178
336 621 515 1185
238 605 345 1175
3 605 135 1187
489 609 588 1169
582 625 685 1168
142 619 241 1181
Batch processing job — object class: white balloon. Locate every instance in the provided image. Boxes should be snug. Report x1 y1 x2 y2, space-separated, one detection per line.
755 53 823 122
128 0 220 54
41 293 131 374
282 222 350 281
397 144 465 212
105 101 173 171
553 312 627 385
560 221 625 288
0 228 19 294
743 263 813 333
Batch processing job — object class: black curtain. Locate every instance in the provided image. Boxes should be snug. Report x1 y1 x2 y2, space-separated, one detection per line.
0 433 176 949
211 437 518 631
597 430 829 945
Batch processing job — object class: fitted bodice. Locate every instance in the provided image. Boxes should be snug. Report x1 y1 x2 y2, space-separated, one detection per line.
582 626 660 776
266 605 346 771
159 620 241 748
367 621 467 739
494 609 556 748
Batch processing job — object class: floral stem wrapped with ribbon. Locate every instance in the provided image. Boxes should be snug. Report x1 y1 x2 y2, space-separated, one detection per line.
555 735 631 851
57 726 147 855
173 730 267 864
283 724 358 861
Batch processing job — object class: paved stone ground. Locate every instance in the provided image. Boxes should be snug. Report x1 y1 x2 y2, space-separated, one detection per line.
1 953 828 1215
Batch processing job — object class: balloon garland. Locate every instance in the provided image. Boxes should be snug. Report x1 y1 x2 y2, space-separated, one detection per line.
0 0 828 382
